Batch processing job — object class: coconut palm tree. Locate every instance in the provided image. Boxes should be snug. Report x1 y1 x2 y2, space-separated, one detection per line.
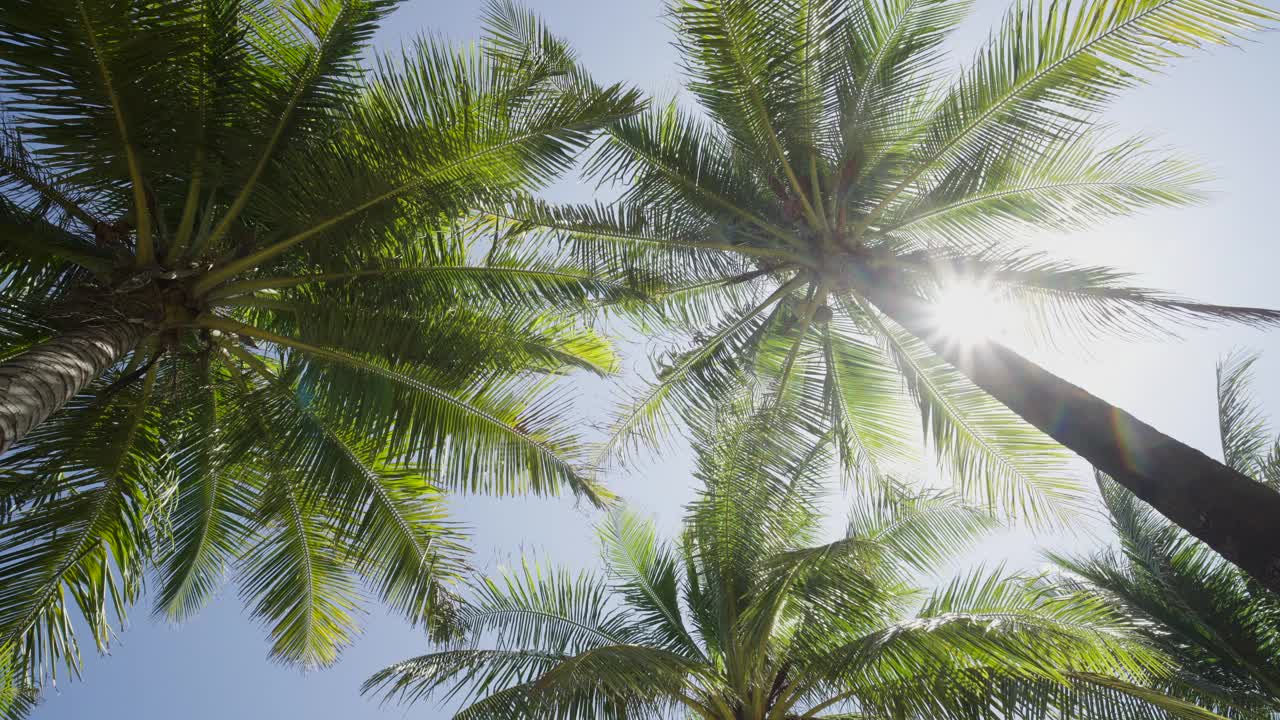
491 0 1280 589
1051 351 1280 716
0 0 639 685
366 404 1227 720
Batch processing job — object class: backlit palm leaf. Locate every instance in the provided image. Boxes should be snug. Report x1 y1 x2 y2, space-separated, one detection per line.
369 405 1212 720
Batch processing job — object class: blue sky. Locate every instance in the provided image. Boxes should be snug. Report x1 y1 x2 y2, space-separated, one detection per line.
31 1 1280 718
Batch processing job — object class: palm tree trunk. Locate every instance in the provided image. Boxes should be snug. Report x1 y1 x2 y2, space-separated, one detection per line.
854 271 1280 595
0 320 146 453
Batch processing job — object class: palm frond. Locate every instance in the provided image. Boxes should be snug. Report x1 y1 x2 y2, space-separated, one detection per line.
194 22 642 291
821 318 922 484
0 367 159 683
363 648 567 709
459 561 635 655
906 250 1280 346
670 0 825 226
206 318 610 504
151 359 254 621
856 299 1082 524
0 645 37 720
842 0 969 128
600 279 799 463
584 101 794 246
243 364 470 631
597 509 704 659
887 133 1209 248
0 123 98 230
828 567 1161 688
870 0 1277 226
238 469 361 669
1216 350 1270 477
202 0 401 252
224 293 619 377
684 400 831 606
845 483 998 574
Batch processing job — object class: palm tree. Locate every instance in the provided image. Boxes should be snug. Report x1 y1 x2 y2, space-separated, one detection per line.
0 0 639 685
1051 351 1280 716
491 0 1280 590
366 404 1228 720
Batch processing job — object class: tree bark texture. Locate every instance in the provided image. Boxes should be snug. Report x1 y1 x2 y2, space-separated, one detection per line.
0 320 145 454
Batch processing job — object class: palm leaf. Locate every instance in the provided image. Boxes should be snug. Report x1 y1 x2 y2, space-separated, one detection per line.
1215 350 1270 476
867 0 1277 227
0 367 158 682
151 359 254 621
598 509 704 659
238 469 360 668
856 299 1082 524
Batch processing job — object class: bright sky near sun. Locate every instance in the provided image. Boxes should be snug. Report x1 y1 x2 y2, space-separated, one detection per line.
32 1 1280 718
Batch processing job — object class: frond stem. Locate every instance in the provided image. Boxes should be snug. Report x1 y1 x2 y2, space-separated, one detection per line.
200 1 352 258
168 148 206 260
774 278 828 402
77 0 151 264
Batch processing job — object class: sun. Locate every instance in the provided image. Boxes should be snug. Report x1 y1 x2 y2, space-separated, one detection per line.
929 280 1016 346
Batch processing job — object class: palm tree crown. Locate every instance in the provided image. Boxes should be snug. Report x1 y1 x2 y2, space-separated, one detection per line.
0 0 639 683
1052 351 1280 715
367 405 1225 720
492 0 1280 586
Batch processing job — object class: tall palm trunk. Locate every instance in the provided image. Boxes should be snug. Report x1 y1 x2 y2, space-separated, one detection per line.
0 320 146 453
854 270 1280 595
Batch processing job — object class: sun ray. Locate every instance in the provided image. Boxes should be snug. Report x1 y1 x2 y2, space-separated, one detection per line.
930 280 1017 347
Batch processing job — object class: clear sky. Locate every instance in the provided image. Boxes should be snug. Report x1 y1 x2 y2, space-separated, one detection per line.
31 1 1280 718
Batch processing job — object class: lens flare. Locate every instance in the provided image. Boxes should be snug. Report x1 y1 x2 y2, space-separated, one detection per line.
930 281 1015 346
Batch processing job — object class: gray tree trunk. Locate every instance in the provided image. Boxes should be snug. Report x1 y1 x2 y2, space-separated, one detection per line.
0 320 145 453
854 270 1280 595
